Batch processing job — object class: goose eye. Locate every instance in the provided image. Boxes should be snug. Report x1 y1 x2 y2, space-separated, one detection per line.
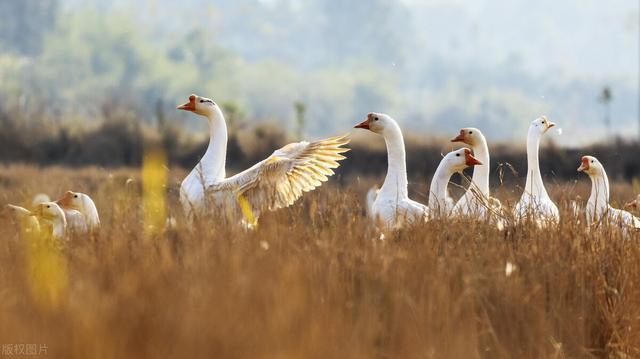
74 195 78 198
374 117 379 121
456 153 460 157
591 160 594 163
199 100 204 103
469 131 473 134
46 205 50 209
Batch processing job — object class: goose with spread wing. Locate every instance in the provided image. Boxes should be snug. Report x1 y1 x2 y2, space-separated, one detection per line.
177 94 349 226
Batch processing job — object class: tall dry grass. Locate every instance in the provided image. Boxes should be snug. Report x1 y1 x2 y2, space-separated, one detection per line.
0 165 639 358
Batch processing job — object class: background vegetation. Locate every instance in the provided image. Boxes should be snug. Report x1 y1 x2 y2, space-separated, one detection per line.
0 0 638 146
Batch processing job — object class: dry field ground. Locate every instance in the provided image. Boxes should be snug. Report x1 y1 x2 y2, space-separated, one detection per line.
0 165 639 358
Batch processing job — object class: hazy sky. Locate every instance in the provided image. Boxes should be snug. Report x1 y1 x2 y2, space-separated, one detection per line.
52 0 640 144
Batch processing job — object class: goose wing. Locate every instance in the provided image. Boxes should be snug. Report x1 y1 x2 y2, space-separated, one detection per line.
609 207 640 229
208 135 349 213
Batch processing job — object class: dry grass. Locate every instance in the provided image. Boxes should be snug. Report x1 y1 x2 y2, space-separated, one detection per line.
1 165 639 358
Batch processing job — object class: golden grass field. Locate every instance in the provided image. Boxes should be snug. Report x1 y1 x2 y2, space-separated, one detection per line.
1 164 640 358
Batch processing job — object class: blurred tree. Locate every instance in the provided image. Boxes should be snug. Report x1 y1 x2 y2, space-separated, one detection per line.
221 101 245 130
294 101 306 138
0 0 58 56
598 86 612 137
156 98 166 130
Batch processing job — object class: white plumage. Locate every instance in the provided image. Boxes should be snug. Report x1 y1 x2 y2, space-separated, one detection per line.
56 190 101 231
578 155 640 231
354 112 428 230
513 116 559 226
428 148 482 217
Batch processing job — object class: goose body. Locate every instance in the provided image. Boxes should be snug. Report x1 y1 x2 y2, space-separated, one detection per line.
365 186 379 219
428 148 482 217
61 209 88 234
178 94 349 226
354 113 428 229
7 204 41 234
578 156 640 230
513 116 559 225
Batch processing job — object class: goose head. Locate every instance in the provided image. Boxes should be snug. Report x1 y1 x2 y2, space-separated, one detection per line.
443 148 483 173
57 191 100 226
31 202 65 223
577 155 604 177
177 94 222 119
451 127 484 146
6 204 32 218
57 191 91 212
57 190 79 209
529 116 556 136
354 112 397 135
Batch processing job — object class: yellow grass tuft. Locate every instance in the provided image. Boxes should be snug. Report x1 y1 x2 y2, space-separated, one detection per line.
141 147 167 239
25 230 68 311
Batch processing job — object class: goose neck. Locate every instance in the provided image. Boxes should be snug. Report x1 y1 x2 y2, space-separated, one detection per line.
379 125 408 199
523 130 548 198
50 216 67 239
200 111 228 183
429 161 455 210
471 139 490 196
587 171 610 217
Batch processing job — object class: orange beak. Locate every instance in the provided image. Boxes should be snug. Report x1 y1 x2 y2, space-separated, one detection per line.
354 114 371 130
547 121 556 129
577 157 589 172
56 191 73 208
451 129 465 143
177 94 197 112
464 148 482 166
624 201 637 210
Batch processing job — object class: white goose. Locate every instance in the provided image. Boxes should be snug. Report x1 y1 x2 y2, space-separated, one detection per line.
31 202 67 240
429 148 482 217
578 156 640 230
354 113 428 230
7 204 41 234
177 94 349 226
56 191 100 231
513 116 559 225
6 194 52 235
451 128 500 215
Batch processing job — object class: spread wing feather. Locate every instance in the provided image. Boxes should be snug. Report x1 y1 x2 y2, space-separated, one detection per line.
208 135 349 213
